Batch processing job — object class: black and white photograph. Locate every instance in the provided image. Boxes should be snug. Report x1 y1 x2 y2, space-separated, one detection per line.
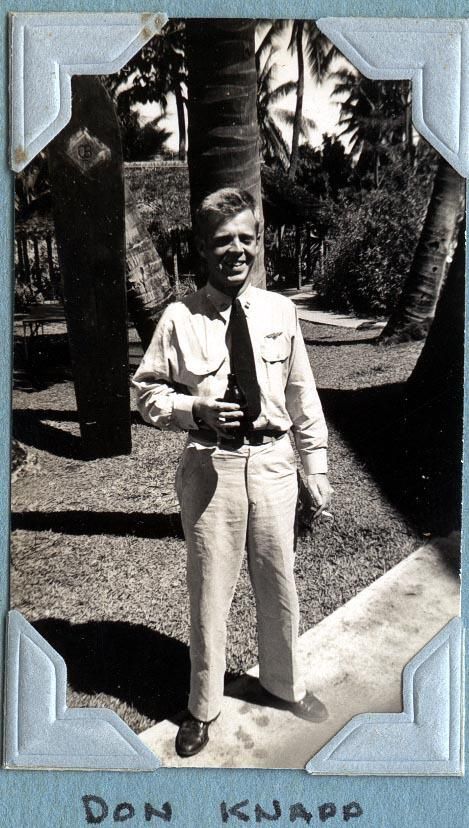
11 17 463 768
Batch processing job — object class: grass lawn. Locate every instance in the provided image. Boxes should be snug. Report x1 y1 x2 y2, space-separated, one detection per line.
11 321 424 733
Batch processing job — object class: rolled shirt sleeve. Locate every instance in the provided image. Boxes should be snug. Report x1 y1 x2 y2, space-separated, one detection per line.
132 305 198 432
285 311 328 475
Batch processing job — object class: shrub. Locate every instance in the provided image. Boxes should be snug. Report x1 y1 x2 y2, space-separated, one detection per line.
314 145 437 317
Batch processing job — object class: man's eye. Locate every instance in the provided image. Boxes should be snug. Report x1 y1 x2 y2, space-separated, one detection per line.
240 235 254 244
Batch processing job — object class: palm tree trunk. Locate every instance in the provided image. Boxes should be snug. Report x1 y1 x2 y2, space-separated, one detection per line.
125 183 174 352
288 21 304 181
380 158 464 342
186 19 265 288
404 219 465 534
174 83 186 162
408 220 465 394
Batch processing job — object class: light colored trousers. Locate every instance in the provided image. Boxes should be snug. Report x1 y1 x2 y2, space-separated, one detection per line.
176 433 306 722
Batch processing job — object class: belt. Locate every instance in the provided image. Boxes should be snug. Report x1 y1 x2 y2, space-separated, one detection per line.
188 428 287 448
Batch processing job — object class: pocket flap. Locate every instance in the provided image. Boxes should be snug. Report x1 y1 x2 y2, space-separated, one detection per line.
261 333 290 363
182 353 226 376
174 317 227 379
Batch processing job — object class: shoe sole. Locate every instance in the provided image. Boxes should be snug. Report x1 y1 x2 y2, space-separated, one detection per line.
290 706 328 723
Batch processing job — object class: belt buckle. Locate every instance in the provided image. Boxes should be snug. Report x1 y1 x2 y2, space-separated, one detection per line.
217 433 243 450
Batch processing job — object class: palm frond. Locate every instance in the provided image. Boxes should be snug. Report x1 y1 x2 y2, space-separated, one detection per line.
266 80 298 104
295 22 338 83
265 117 291 167
287 20 300 53
273 108 315 135
301 114 316 132
256 19 288 68
258 56 277 91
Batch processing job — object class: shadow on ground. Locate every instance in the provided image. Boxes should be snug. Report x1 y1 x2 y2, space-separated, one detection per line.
13 407 147 460
13 408 82 459
321 381 462 543
12 509 183 539
14 333 141 393
225 674 329 722
33 617 190 725
32 617 237 727
303 336 379 347
13 335 72 392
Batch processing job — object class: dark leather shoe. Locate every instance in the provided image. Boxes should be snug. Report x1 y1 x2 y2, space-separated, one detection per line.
175 713 212 757
259 687 328 723
288 694 328 722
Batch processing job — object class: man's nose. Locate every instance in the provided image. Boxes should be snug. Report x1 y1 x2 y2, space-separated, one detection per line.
229 236 243 252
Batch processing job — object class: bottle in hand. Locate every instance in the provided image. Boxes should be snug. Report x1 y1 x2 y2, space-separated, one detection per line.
219 373 247 435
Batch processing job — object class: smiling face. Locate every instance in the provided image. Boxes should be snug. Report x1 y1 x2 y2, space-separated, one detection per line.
197 208 259 296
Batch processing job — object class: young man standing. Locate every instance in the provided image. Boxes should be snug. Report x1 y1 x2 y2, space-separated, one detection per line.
133 188 332 757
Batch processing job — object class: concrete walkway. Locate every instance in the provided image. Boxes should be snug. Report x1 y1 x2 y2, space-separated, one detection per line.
284 289 386 330
139 536 460 768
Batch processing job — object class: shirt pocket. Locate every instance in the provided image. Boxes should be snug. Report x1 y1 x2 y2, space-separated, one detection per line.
177 353 226 388
260 333 291 364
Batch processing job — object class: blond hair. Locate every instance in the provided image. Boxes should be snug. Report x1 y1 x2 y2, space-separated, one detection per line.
194 188 259 238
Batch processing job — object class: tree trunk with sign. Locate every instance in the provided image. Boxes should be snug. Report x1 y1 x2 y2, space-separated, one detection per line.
48 76 131 458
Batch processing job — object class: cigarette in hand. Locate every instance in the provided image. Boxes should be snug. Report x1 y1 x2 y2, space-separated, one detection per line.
322 510 333 519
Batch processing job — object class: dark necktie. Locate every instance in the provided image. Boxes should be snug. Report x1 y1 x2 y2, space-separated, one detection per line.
228 298 261 422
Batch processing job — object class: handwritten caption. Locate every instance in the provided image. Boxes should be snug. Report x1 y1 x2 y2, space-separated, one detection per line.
82 795 363 824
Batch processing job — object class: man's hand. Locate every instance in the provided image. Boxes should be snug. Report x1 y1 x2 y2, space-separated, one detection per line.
193 398 243 435
306 473 333 519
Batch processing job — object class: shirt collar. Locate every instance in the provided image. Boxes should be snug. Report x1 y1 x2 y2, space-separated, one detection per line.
204 282 254 322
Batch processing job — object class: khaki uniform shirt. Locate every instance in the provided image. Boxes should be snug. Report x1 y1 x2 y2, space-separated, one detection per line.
132 283 328 475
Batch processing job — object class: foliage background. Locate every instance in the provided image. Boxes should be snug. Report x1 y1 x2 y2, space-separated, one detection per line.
312 143 439 315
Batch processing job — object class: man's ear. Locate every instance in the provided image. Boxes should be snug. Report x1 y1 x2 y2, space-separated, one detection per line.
195 235 206 259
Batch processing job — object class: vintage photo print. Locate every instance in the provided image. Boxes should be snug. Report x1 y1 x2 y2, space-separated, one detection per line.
10 14 463 774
